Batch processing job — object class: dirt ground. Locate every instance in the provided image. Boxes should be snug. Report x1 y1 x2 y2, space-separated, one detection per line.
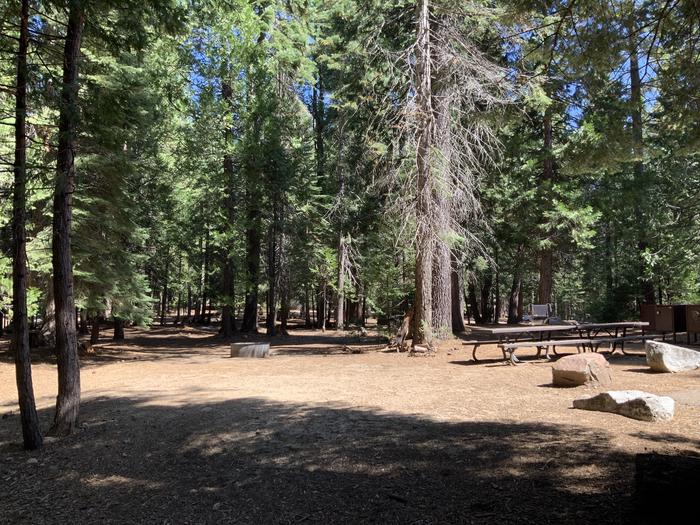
1 324 699 524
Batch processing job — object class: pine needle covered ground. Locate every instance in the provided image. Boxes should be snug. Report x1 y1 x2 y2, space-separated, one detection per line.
1 326 698 524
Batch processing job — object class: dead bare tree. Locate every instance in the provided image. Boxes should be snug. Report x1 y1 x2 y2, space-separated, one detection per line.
374 1 511 346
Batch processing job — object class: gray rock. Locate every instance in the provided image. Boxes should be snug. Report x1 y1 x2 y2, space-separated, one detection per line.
552 353 612 387
646 341 700 373
230 342 270 358
573 390 675 422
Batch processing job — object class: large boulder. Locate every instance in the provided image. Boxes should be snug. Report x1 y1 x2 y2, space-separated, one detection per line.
646 341 700 373
573 390 674 422
551 353 612 387
230 342 270 358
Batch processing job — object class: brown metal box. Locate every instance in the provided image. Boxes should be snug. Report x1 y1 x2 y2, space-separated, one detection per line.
640 304 656 331
641 304 687 333
687 305 700 333
655 306 674 332
655 305 687 333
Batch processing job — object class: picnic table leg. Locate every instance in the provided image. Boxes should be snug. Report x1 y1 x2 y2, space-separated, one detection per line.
534 332 544 359
549 330 558 356
610 328 619 353
509 347 521 365
619 327 635 355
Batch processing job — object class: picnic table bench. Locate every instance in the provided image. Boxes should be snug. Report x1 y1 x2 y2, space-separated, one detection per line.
501 334 655 364
464 322 650 364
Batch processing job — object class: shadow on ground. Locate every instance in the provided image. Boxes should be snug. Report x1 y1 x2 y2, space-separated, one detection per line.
0 325 390 367
0 394 667 524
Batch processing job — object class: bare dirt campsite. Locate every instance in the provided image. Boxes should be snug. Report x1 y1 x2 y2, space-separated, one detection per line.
2 325 699 524
3 0 700 524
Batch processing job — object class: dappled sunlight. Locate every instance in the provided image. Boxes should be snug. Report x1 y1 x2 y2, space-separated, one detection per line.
86 474 166 490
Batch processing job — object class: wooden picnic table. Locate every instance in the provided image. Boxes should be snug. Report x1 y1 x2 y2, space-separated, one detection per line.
465 321 649 363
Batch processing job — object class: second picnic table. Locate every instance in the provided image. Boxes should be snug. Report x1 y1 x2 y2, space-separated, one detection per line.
464 322 649 364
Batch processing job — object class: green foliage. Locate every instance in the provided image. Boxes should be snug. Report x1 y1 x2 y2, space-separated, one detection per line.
1 0 698 336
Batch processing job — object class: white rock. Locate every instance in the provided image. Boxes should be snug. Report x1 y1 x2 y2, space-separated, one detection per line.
573 390 675 422
646 341 700 373
230 342 270 358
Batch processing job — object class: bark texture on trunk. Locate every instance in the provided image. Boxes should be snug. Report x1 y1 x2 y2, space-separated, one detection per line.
242 93 262 332
160 255 169 325
186 284 192 322
538 106 555 305
113 317 124 341
242 203 261 332
266 198 278 336
507 274 521 325
199 227 209 323
90 318 100 345
450 261 466 333
537 249 553 305
279 237 290 333
316 284 326 331
79 308 88 334
221 81 236 338
431 239 452 337
50 2 84 436
304 286 311 328
336 235 347 331
629 27 655 305
13 0 42 450
413 0 434 346
468 281 482 324
480 271 493 324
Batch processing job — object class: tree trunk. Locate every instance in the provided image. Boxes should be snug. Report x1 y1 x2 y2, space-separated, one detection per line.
175 291 181 325
451 259 466 333
334 86 347 332
517 283 524 322
316 284 326 331
413 0 434 346
113 317 124 341
279 247 290 333
537 105 555 305
431 240 451 338
221 75 238 336
79 308 88 334
507 274 521 325
304 285 311 328
337 235 347 331
538 250 553 305
160 255 169 325
266 200 278 336
50 1 84 437
90 318 100 345
199 226 209 323
186 284 192 322
629 24 655 305
480 271 494 324
12 0 42 450
468 281 482 324
326 293 332 325
314 71 325 191
242 177 261 332
494 252 500 324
